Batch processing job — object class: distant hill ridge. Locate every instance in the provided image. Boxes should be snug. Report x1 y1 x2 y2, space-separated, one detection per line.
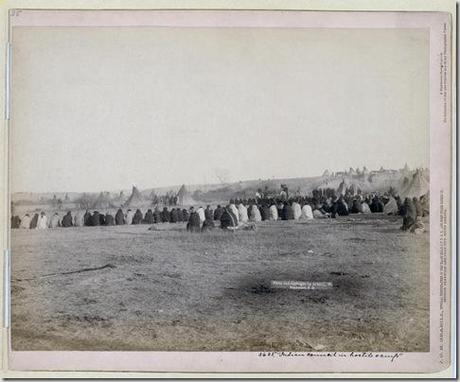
12 165 427 206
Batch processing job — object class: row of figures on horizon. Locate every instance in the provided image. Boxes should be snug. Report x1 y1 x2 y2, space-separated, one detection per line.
11 194 428 234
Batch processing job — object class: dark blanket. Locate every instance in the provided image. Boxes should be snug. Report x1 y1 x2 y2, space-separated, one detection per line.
337 200 349 216
161 208 170 223
105 214 115 226
84 211 92 226
61 213 73 227
143 209 154 224
370 197 384 213
132 209 143 224
186 212 201 233
91 212 101 226
115 209 125 225
401 198 417 231
205 208 214 220
201 218 215 232
220 209 237 229
30 213 39 229
281 205 294 220
350 200 362 214
213 206 223 221
170 209 178 223
182 209 190 222
260 206 270 221
11 216 21 229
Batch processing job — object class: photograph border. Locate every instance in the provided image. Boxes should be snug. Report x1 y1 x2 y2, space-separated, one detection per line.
0 0 456 378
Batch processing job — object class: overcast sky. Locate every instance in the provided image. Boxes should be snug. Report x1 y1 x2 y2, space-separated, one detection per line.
11 26 429 193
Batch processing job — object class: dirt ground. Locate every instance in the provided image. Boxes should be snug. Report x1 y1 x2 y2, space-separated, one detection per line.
11 213 429 352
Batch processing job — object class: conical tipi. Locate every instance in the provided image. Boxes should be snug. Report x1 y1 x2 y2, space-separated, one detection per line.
92 191 115 209
400 170 429 198
176 184 195 206
124 185 144 207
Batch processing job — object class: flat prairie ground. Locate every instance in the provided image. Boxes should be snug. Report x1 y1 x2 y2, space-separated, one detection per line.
11 213 429 352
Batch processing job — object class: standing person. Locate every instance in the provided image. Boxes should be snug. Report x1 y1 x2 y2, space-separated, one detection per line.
401 197 416 231
61 211 73 227
115 208 125 225
36 212 48 229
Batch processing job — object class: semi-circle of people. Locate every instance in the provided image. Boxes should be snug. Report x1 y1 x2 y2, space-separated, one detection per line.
11 188 428 235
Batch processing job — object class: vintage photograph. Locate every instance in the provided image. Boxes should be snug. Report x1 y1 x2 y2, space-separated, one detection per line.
4 8 452 375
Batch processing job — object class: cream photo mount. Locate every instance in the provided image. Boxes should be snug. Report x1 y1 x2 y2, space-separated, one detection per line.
0 0 456 378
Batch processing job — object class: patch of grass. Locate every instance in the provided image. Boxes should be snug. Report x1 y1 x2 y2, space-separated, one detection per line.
11 214 429 352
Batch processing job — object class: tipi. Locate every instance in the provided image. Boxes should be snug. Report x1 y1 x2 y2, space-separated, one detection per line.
124 185 144 207
176 184 195 206
400 170 429 198
92 191 115 209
